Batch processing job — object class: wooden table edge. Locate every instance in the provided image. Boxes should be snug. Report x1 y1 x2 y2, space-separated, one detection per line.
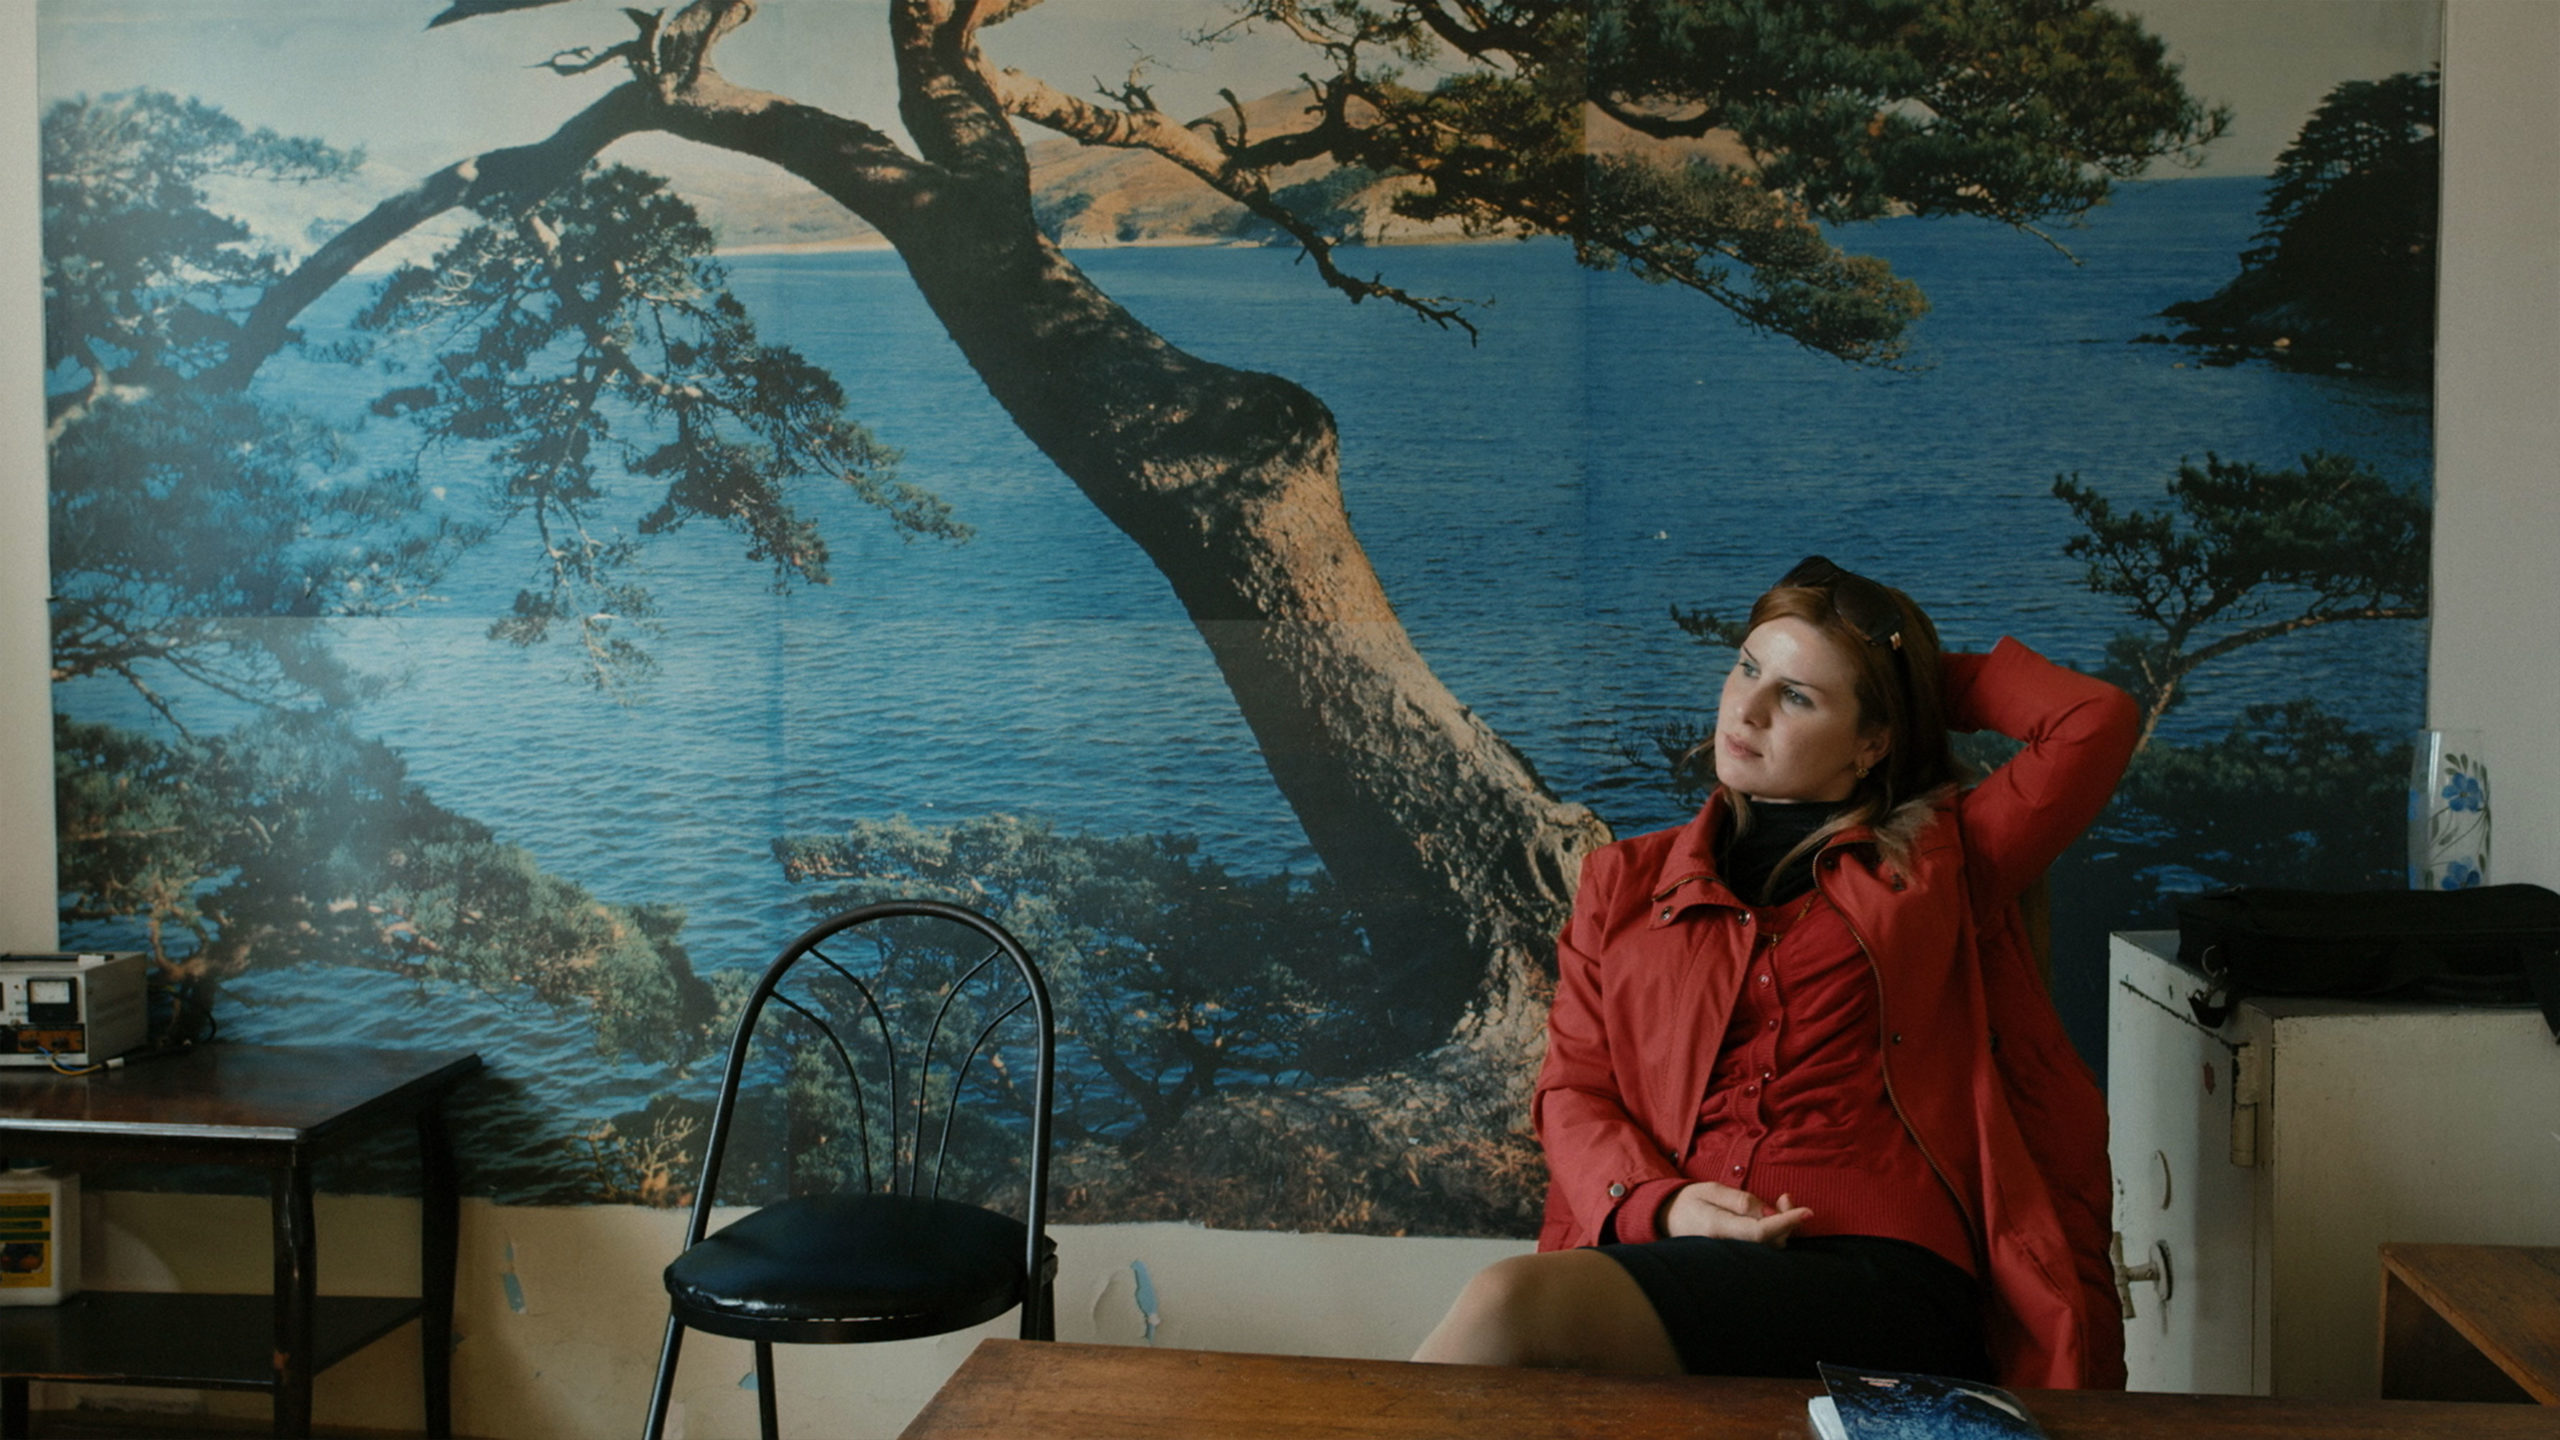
905 1338 2560 1439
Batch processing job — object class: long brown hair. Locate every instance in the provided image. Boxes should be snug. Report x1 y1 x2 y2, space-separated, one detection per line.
1721 558 1960 883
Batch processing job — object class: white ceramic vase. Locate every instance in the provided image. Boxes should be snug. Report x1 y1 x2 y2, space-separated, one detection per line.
2410 729 2490 890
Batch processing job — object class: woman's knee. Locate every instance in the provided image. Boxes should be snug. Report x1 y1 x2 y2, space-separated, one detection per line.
1415 1254 1563 1365
1459 1253 1565 1343
1414 1251 1677 1372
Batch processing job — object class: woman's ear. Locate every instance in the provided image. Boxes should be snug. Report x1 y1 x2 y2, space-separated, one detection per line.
1856 726 1891 776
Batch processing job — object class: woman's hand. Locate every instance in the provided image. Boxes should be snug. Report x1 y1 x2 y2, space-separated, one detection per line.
1659 1183 1813 1245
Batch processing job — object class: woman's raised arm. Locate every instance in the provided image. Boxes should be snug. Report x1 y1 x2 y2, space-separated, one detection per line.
1942 637 2140 910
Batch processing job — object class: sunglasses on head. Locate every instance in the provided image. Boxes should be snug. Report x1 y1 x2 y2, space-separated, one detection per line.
1777 555 1904 652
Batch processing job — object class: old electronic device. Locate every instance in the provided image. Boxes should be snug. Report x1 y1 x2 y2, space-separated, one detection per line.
0 953 148 1067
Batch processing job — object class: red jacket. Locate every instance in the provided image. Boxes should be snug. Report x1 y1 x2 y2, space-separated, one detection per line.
1532 638 2138 1389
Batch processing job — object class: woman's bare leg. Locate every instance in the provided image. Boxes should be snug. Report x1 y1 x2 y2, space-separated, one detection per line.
1410 1250 1683 1373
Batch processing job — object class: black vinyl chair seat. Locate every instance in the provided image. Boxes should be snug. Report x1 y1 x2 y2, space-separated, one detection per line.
665 1192 1045 1342
644 900 1057 1440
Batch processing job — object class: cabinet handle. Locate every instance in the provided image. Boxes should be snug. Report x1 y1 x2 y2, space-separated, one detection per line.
2109 1232 2174 1320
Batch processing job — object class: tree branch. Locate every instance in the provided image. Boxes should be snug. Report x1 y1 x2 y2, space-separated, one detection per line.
1590 94 1718 141
204 84 660 392
653 0 760 87
2179 604 2427 676
1405 0 1547 65
997 65 1224 161
210 3 936 391
890 0 1023 178
1245 1 1342 52
1225 77 1369 170
2127 602 2427 751
45 342 131 446
992 67 1477 335
975 0 1046 27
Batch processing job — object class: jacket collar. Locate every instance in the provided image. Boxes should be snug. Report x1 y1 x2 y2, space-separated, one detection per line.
1645 786 1949 921
1644 796 1724 918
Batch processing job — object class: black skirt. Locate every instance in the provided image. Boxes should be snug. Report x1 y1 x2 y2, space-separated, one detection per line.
1595 1234 1994 1380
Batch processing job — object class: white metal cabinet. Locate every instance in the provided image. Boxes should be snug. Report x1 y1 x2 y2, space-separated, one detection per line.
2107 931 2260 1393
2106 930 2560 1398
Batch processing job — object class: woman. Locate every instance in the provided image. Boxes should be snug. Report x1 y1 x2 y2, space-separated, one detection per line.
1414 556 2138 1388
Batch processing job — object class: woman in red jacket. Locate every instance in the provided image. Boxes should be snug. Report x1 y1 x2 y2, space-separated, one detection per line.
1414 556 2138 1388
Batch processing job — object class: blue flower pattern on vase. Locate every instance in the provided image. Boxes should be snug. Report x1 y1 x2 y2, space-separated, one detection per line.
2415 740 2489 890
2440 772 2486 813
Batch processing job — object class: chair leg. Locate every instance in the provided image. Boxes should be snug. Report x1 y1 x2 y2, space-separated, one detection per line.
1023 1273 1057 1340
643 1316 686 1440
755 1340 779 1440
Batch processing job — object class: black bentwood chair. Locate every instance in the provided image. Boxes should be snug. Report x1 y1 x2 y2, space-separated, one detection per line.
642 901 1057 1440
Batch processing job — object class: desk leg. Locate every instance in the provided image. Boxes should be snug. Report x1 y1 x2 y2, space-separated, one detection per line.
2 1375 25 1439
272 1160 317 1438
419 1104 460 1440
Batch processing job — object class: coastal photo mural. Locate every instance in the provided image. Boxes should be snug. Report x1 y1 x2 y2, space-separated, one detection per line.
42 0 2437 1229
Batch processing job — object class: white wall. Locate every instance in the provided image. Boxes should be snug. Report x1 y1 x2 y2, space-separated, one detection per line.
56 1193 1516 1438
2432 0 2560 889
0 1 2554 1436
0 0 54 951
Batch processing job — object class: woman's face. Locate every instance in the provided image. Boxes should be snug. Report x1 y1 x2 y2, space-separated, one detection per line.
1714 617 1888 804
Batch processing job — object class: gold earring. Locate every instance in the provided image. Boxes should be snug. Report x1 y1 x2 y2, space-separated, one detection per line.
1855 762 1871 779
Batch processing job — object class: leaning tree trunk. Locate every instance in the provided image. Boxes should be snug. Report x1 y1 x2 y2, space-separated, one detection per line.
656 5 1610 1038
885 228 1612 1226
662 4 1610 1229
888 202 1614 1055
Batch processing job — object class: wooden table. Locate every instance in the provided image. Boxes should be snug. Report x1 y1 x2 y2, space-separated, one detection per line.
2381 1243 2560 1404
904 1339 2560 1439
0 1044 483 1439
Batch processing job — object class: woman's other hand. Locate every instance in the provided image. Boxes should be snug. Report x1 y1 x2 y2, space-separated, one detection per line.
1659 1183 1812 1245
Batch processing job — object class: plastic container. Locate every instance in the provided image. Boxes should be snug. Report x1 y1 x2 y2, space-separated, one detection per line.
0 1166 80 1305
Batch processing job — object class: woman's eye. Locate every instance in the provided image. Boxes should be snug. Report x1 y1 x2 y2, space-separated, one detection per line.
1782 687 1811 708
1737 657 1758 678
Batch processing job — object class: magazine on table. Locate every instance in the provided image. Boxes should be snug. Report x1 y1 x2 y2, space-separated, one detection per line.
1805 1362 2046 1440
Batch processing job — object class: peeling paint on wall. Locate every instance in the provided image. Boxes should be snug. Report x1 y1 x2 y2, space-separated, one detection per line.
1131 1259 1160 1343
500 1238 527 1314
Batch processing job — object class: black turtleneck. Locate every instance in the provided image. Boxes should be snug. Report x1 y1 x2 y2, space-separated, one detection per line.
1718 796 1856 906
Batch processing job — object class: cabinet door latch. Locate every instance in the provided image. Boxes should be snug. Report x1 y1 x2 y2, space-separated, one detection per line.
2228 1041 2265 1168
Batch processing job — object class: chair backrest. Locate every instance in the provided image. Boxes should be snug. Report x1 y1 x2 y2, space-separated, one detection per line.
679 901 1054 1253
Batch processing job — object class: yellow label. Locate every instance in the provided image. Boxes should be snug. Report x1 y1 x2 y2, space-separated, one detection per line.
0 1195 52 1288
10 1030 83 1054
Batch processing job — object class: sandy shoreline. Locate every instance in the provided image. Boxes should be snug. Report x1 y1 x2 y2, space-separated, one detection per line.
715 230 1482 259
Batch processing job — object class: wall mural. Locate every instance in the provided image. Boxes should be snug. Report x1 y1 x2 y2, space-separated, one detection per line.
42 0 2439 1230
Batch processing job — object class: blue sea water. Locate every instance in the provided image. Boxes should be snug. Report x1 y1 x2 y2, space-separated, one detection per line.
53 175 2431 1199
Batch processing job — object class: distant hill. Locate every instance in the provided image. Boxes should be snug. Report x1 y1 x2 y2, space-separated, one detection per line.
667 86 1749 254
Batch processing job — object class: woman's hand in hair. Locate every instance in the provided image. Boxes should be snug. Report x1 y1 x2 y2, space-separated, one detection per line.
1659 1183 1813 1245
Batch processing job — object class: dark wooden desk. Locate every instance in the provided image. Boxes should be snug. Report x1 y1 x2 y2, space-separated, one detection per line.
903 1339 2560 1439
0 1045 482 1439
2381 1243 2560 1405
